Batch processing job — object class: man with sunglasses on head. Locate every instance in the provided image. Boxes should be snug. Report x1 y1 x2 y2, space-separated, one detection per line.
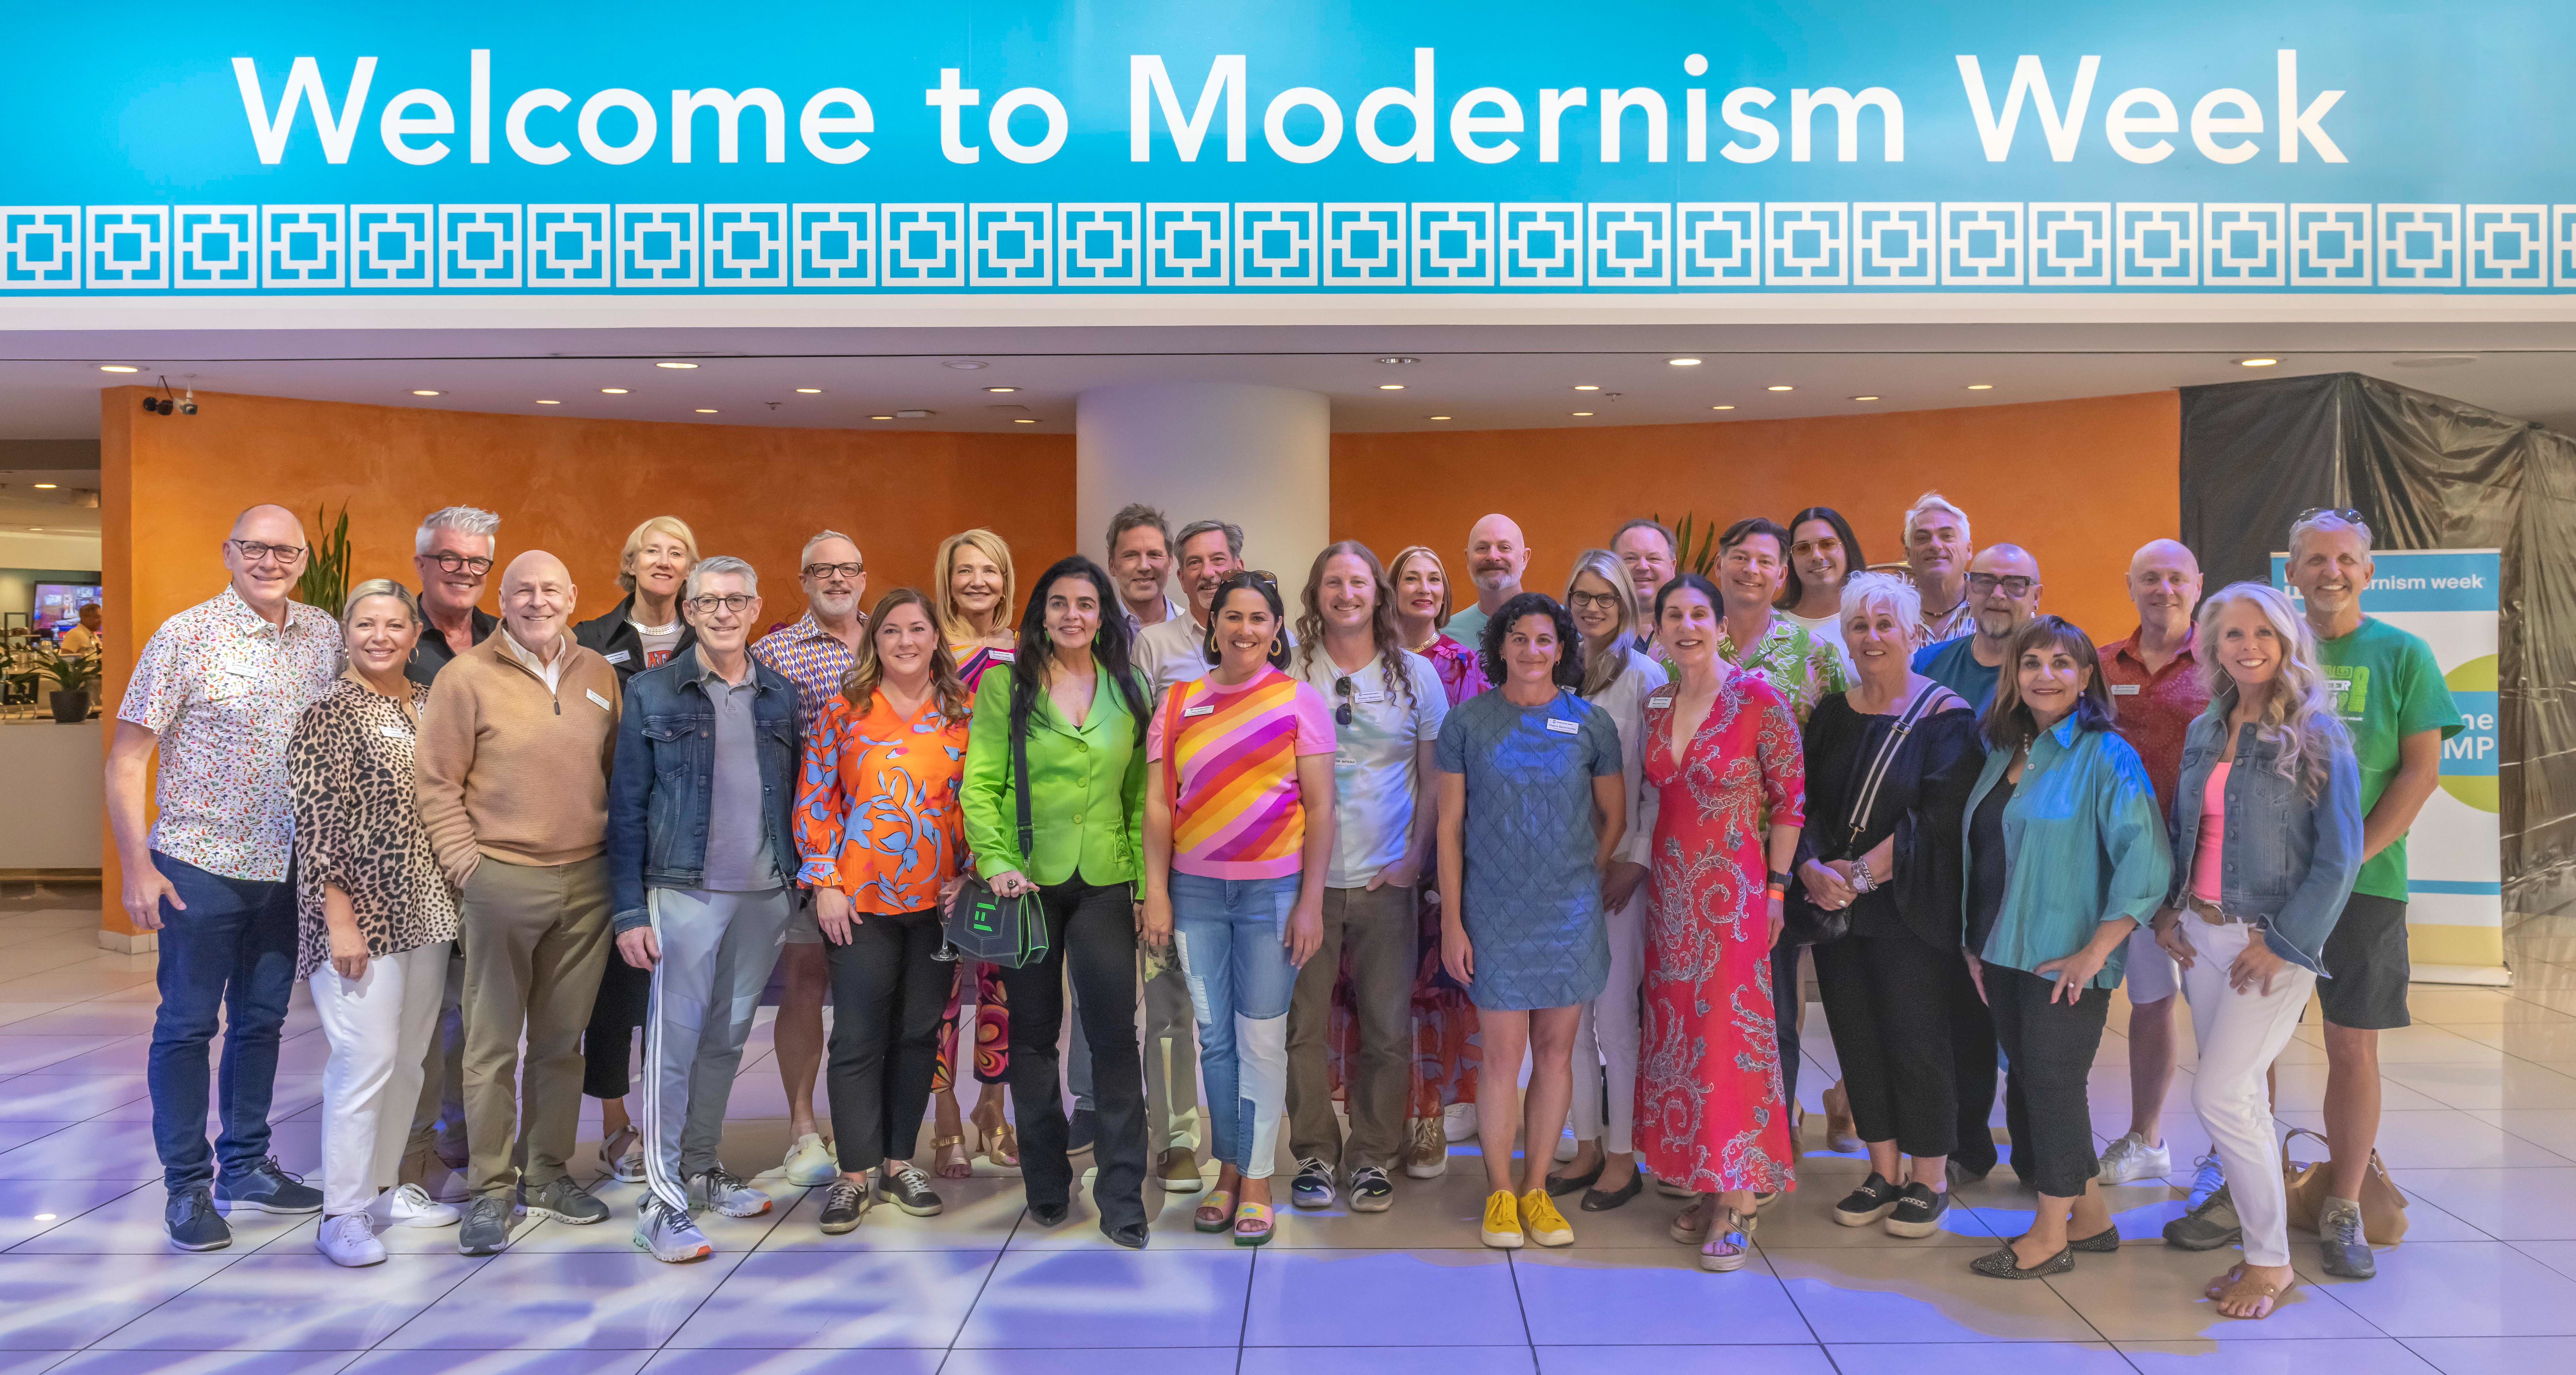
1911 544 2043 712
750 532 870 1188
109 505 342 1251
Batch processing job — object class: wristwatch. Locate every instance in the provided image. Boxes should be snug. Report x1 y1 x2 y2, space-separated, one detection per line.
1765 870 1791 900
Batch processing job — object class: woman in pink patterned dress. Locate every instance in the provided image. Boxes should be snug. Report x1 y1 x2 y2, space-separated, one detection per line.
1636 573 1807 1273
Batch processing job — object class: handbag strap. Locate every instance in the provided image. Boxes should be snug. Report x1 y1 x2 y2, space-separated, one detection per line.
1843 684 1960 854
1011 695 1034 871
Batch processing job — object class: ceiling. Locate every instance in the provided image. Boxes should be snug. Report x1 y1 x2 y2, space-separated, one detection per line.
1 319 2571 447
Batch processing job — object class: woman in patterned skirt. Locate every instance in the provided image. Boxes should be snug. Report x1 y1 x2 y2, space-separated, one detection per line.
1637 573 1808 1273
930 528 1021 1174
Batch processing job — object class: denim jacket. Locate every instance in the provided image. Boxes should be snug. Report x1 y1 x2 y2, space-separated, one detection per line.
2165 711 2363 977
607 648 803 931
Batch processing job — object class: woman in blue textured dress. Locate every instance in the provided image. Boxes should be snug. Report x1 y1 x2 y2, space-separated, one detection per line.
1435 591 1625 1252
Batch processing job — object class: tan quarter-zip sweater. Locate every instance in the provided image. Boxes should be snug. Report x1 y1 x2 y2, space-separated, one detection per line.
415 627 623 885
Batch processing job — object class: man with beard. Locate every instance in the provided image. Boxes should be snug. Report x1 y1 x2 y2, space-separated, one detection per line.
1444 514 1532 654
1904 493 1977 645
1911 544 2042 712
751 532 870 1188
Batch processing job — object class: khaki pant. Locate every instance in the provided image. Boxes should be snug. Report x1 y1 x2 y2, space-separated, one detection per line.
1285 884 1416 1172
459 855 611 1199
1141 956 1203 1156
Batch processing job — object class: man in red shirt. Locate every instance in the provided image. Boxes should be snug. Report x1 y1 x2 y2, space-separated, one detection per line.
2093 539 2209 1196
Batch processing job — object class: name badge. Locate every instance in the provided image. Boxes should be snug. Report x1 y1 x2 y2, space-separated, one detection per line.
585 689 612 710
1544 717 1581 736
1648 696 1673 709
2110 683 2141 696
988 649 1017 662
602 649 631 665
379 723 409 739
1182 703 1215 718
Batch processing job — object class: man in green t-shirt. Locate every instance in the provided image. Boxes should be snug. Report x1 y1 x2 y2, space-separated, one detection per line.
2285 510 2462 1282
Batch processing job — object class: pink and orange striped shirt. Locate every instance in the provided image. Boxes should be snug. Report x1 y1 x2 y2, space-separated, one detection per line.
1146 667 1338 880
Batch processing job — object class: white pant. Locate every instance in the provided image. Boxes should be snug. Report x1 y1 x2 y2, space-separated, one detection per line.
640 887 795 1214
1567 885 1646 1154
312 941 452 1217
2180 918 2317 1268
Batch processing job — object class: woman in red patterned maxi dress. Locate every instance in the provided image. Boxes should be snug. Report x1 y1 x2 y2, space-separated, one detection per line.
1635 573 1806 1273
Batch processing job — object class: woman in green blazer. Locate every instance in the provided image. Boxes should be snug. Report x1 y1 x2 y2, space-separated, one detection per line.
960 554 1155 1249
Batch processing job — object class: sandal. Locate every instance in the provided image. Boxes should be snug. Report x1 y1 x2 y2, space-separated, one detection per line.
599 1124 645 1183
931 1134 972 1181
1669 1199 1712 1245
971 1101 1020 1171
1194 1189 1236 1234
2209 1264 2295 1320
1233 1199 1275 1247
1698 1208 1756 1272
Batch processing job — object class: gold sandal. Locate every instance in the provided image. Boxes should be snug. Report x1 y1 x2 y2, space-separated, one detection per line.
969 1100 1019 1171
932 1133 972 1180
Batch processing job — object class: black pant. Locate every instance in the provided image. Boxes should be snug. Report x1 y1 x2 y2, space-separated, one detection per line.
1771 939 1807 1112
1983 965 2110 1199
823 908 948 1173
1951 959 2005 1177
1815 926 1961 1159
997 881 1147 1231
582 956 651 1100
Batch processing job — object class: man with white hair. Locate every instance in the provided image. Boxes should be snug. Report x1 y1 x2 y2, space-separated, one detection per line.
1445 513 1531 653
1903 493 1976 644
752 530 870 1187
608 556 803 1260
407 505 501 686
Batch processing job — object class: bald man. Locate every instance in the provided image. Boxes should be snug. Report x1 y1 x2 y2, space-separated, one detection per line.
1909 543 2042 711
110 504 342 1251
416 550 625 1255
1445 513 1531 653
2094 540 2212 1197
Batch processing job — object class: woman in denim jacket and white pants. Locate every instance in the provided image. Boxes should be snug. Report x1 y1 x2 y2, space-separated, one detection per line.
2150 583 2362 1320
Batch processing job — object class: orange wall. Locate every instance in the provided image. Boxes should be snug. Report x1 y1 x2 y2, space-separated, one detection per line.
1330 391 2180 644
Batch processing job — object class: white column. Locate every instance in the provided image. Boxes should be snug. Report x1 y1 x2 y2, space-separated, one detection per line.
1075 382 1330 580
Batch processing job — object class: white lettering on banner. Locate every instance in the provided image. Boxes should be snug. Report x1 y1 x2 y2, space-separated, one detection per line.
469 49 490 164
2191 88 2263 165
1790 87 1902 163
1722 88 1779 163
799 89 873 164
1357 49 1435 164
990 88 1069 164
234 56 378 165
1537 88 1586 163
2277 49 2346 163
506 88 570 165
1266 87 1343 164
1130 55 1247 162
1601 87 1668 163
379 89 455 166
1957 54 2099 163
578 89 657 165
1449 87 1523 164
671 88 786 164
2106 87 2178 164
927 68 981 164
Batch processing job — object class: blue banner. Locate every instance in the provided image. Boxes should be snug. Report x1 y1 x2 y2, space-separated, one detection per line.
4 1 2573 299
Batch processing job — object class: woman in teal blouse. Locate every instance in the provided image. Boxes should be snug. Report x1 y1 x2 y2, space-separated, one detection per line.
1959 615 2172 1282
959 555 1154 1249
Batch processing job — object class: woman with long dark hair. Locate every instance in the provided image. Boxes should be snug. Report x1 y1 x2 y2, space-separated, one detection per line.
960 556 1157 1248
1779 505 1866 656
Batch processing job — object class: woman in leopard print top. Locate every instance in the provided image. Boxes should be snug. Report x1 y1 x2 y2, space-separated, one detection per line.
287 581 464 1262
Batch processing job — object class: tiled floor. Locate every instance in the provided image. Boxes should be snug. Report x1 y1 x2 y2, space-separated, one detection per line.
7 881 2576 1375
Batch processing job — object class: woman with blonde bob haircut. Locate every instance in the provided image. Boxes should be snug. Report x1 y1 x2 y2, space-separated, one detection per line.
2149 582 2361 1319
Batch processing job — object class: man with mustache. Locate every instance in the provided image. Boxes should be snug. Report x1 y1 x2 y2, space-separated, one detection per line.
1444 514 1532 655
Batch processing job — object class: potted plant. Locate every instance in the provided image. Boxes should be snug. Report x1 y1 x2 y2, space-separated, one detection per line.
295 503 353 618
31 642 101 723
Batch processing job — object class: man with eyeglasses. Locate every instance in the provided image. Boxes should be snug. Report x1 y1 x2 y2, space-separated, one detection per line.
407 506 502 687
1910 544 2043 712
108 504 340 1251
750 530 870 1188
608 556 802 1260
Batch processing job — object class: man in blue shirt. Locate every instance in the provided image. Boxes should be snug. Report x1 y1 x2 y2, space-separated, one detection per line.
1912 544 2044 710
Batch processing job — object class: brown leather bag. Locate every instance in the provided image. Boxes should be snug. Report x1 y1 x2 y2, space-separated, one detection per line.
2281 1127 2409 1245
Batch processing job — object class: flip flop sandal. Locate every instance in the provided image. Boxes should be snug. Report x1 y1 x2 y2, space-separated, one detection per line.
2216 1271 2292 1320
1195 1189 1236 1234
2204 1263 2249 1301
1233 1199 1275 1247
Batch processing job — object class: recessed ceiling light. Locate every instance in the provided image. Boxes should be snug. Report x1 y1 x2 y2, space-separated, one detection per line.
795 387 823 394
98 365 138 374
536 399 561 405
1711 404 1736 411
1851 395 1881 401
1012 418 1038 424
600 388 628 394
1378 384 1404 391
983 386 1018 393
1427 415 1453 420
1666 357 1703 367
1376 356 1419 365
32 482 57 489
656 361 698 370
411 390 443 397
943 359 989 370
1965 384 1995 391
1571 411 1595 417
1766 384 1794 392
869 414 895 420
2238 357 2280 367
1573 384 1601 392
694 408 719 414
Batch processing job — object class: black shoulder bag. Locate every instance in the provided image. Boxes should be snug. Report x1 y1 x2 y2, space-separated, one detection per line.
1787 685 1956 944
940 698 1052 968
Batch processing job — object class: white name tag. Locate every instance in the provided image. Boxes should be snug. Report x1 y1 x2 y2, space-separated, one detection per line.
988 649 1016 662
2110 683 2141 696
1544 717 1581 735
1182 703 1215 718
586 689 612 711
379 723 408 739
602 649 631 665
1648 696 1672 709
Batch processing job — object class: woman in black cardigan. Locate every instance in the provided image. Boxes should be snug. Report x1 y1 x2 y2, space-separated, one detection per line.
1792 572 1985 1239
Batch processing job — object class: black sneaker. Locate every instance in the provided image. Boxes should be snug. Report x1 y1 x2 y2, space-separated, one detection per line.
215 1158 323 1215
1290 1157 1337 1210
2319 1198 2375 1278
1832 1172 1905 1227
817 1178 871 1235
457 1196 512 1255
165 1186 231 1252
1348 1166 1394 1213
1883 1182 1950 1238
879 1164 945 1217
1066 1108 1096 1156
525 1176 608 1225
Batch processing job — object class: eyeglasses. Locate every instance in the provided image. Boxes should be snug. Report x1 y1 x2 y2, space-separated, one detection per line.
686 594 756 614
1332 675 1354 726
228 539 306 566
1247 570 1279 589
1966 572 2036 597
2295 507 2367 526
430 552 493 576
802 561 865 581
1566 590 1624 612
1790 536 1843 558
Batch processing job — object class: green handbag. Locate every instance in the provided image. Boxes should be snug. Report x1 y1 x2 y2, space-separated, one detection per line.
940 711 1052 968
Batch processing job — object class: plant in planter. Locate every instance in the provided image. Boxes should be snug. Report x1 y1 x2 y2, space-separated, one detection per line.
1662 512 1722 578
31 641 102 723
295 503 353 617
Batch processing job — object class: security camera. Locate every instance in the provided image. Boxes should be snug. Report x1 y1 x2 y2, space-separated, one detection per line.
178 390 198 416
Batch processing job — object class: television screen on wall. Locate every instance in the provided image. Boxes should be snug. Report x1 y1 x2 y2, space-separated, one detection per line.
34 583 101 631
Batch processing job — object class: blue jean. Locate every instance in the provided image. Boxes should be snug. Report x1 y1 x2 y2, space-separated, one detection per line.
1170 872 1302 1179
147 851 299 1194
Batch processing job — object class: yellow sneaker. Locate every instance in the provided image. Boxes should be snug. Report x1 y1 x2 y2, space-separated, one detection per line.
1521 1187 1574 1247
1481 1189 1524 1248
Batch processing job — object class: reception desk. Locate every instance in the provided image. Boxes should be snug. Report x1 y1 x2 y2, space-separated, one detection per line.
0 716 102 872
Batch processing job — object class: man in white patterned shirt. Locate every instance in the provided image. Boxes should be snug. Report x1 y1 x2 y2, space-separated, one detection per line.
1903 492 1978 645
107 504 341 1252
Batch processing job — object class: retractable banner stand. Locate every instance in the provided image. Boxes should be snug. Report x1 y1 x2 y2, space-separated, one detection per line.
2273 549 2505 982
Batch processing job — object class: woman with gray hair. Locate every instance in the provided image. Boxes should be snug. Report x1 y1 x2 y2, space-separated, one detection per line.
290 580 464 1266
1794 570 1985 1238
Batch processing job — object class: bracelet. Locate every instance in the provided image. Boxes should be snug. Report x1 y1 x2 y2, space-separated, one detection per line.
1765 882 1788 900
1851 857 1876 894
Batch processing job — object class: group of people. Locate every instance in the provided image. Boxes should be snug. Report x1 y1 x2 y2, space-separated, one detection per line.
105 487 2459 1318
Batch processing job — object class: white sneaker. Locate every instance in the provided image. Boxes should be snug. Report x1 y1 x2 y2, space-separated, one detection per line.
1442 1101 1479 1144
1553 1126 1579 1163
783 1133 839 1188
315 1211 386 1268
2096 1132 2172 1185
632 1195 712 1263
687 1166 774 1219
370 1183 461 1229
